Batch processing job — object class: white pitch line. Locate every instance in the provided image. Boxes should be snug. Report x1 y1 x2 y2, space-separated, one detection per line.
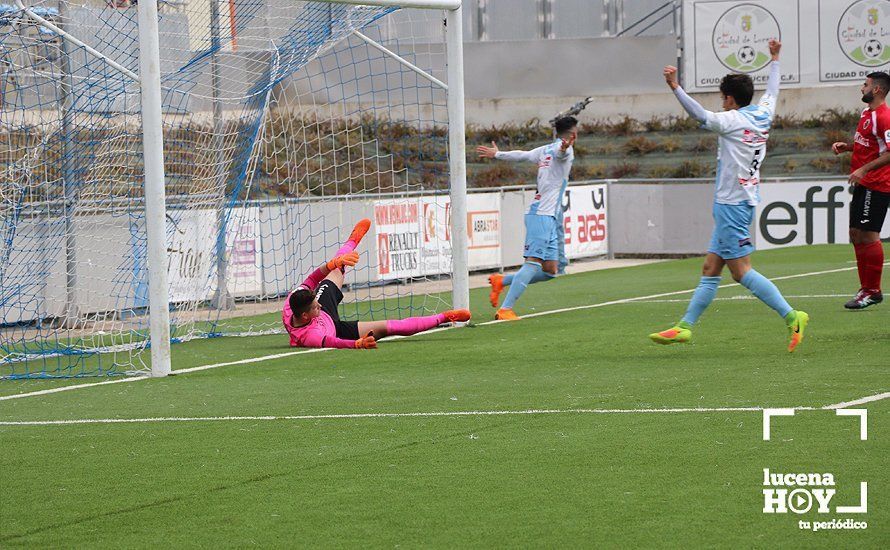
2 391 887 427
0 376 149 402
633 294 848 304
823 391 890 410
0 263 874 401
0 406 791 426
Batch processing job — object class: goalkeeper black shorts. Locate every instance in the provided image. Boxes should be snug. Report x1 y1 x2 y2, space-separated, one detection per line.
315 280 360 340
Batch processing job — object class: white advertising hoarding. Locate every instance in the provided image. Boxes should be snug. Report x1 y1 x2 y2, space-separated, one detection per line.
686 0 800 91
374 198 423 280
683 0 890 92
756 180 890 250
820 0 890 84
374 194 503 280
166 207 266 302
226 207 263 297
421 195 454 275
467 192 502 269
562 184 609 259
167 209 216 303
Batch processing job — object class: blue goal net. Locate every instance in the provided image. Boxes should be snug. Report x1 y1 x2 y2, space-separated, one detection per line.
0 1 455 378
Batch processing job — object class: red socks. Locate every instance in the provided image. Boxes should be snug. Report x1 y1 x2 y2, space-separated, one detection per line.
854 241 884 292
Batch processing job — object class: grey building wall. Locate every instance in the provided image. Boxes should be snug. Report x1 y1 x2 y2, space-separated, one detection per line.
464 34 677 100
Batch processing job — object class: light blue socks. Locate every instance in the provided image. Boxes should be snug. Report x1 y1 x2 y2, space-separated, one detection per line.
501 262 555 309
681 276 722 325
740 269 793 318
502 270 555 288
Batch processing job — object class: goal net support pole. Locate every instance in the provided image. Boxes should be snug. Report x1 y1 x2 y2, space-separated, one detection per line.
445 4 469 311
137 0 172 377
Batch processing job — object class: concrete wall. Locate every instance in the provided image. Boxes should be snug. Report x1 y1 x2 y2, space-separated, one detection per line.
278 31 862 125
608 182 713 255
464 35 676 100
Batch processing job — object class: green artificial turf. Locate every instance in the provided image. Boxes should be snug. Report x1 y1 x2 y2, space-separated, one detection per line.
1 244 887 547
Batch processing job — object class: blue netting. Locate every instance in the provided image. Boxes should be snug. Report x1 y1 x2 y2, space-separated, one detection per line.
1 2 451 378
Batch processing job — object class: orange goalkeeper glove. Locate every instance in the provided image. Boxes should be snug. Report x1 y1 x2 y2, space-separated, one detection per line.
354 332 377 349
326 251 359 271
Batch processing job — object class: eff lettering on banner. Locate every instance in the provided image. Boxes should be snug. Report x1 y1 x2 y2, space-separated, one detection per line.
756 181 890 249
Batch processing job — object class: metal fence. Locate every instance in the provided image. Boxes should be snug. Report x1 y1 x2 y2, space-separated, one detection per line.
465 0 678 41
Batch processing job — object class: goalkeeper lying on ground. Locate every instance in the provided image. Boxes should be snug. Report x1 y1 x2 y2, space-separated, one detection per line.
283 218 471 349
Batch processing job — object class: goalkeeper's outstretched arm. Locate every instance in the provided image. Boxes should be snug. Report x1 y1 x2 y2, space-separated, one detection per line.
300 331 377 350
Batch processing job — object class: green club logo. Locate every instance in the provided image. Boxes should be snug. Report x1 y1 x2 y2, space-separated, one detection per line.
712 4 780 73
838 0 890 67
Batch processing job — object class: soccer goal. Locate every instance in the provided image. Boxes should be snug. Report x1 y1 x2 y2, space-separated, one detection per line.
0 0 468 378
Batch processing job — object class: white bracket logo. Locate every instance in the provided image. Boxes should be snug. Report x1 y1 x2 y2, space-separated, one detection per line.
762 408 867 441
761 408 868 516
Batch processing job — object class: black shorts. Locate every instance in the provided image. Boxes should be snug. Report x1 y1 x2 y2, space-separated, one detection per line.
315 280 359 340
850 185 890 232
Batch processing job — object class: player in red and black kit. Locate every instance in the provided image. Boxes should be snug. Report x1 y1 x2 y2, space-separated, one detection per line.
831 72 890 309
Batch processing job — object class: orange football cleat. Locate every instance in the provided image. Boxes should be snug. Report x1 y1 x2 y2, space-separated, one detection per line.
649 325 692 345
348 218 372 245
443 309 472 323
488 273 505 308
495 308 520 321
786 310 809 353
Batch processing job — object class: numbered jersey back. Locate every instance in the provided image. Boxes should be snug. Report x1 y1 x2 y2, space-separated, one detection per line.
703 94 776 206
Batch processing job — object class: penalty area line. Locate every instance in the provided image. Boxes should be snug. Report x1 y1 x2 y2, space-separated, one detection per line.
2 392 887 427
0 376 150 402
0 406 796 426
0 263 871 402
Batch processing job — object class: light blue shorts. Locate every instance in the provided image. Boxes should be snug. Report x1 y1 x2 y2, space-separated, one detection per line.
524 213 561 261
708 202 755 260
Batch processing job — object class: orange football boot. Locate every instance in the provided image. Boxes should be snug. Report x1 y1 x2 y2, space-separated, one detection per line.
488 273 505 308
348 218 372 245
443 309 472 323
495 308 520 321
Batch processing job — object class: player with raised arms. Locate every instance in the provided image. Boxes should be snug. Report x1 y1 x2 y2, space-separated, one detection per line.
477 116 578 320
284 219 471 349
649 39 810 352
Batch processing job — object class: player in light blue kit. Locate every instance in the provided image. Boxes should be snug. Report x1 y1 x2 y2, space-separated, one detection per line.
650 39 810 352
477 116 577 320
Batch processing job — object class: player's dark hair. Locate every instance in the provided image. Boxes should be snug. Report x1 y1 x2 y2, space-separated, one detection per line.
719 74 754 107
867 71 890 96
553 116 578 136
288 288 315 317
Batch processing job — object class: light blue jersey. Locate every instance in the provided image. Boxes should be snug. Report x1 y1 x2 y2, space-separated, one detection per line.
495 139 574 217
673 61 781 206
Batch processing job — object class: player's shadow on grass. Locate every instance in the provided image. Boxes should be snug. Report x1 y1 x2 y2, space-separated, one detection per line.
0 417 522 543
